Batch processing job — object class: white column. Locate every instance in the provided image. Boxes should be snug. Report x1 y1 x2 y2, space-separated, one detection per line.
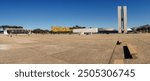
118 6 122 33
123 6 128 33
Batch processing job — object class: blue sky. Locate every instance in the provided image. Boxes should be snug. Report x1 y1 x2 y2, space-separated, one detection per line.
0 0 150 29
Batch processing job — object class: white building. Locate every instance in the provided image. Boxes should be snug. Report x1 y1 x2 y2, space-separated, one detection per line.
73 28 98 35
0 26 30 35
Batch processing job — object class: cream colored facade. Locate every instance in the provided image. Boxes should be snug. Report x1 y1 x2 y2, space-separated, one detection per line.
51 26 72 32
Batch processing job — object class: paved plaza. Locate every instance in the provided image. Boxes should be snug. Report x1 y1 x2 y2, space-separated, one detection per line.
0 34 150 64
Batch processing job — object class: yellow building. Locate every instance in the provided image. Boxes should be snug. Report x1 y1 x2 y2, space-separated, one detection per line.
51 26 72 32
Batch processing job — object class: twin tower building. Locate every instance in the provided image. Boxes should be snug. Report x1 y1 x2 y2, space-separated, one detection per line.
118 6 128 34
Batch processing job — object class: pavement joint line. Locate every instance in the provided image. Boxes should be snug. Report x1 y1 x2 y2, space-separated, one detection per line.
108 37 120 64
49 47 78 56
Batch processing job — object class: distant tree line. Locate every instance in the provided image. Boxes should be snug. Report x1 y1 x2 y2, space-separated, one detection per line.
32 28 50 34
